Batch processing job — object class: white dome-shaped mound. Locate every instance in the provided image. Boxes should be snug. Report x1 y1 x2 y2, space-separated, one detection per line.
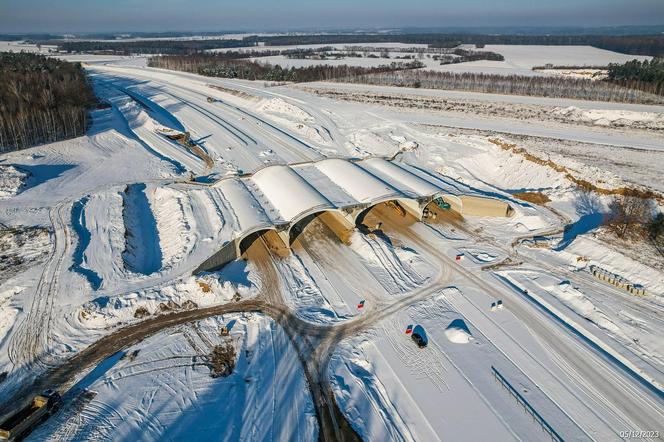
444 319 473 344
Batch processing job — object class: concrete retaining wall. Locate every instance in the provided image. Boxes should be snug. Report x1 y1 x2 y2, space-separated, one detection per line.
194 241 238 273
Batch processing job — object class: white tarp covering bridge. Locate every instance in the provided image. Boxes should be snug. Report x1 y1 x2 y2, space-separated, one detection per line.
195 157 510 272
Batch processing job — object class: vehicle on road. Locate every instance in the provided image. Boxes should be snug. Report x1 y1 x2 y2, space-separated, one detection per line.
0 389 62 441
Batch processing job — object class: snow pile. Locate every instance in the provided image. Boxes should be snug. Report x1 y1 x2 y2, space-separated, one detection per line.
554 106 664 130
257 98 329 144
259 97 312 121
0 165 29 199
149 186 197 271
454 135 569 192
114 97 192 175
444 319 474 344
388 134 418 153
549 281 624 337
79 191 127 287
79 273 256 327
465 250 497 263
511 213 550 232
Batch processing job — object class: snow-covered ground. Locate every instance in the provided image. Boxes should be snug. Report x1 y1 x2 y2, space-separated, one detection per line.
1 55 663 440
439 44 651 76
0 41 58 54
224 43 652 76
30 314 318 441
330 289 586 441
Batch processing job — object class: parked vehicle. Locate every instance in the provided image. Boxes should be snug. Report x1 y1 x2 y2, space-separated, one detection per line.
411 332 427 348
433 197 451 210
0 390 61 441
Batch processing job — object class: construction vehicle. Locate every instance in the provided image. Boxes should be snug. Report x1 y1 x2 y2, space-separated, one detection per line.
433 197 451 210
163 130 196 148
385 201 406 217
422 207 437 220
0 390 62 441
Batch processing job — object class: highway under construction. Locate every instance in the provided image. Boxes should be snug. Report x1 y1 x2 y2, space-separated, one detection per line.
1 60 662 442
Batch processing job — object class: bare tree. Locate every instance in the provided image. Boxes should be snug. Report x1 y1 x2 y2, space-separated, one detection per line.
605 192 655 239
0 52 96 152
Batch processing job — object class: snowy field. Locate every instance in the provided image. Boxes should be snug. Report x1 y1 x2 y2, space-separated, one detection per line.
3 39 650 77
0 41 58 53
233 44 651 76
30 314 318 441
0 54 663 440
437 44 651 76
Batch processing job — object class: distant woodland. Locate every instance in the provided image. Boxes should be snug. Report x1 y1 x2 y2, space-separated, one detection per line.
607 58 664 96
246 34 664 57
0 52 97 151
148 54 424 82
149 50 663 104
51 34 664 57
57 39 254 55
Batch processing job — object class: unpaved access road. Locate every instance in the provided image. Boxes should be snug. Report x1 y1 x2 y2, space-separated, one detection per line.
0 227 453 441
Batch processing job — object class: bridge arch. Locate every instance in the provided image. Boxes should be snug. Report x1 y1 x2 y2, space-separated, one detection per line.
353 196 422 227
288 208 354 246
419 193 463 219
237 226 280 256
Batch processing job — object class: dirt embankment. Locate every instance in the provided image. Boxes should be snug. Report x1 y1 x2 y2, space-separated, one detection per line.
207 84 259 102
488 138 664 203
510 192 551 205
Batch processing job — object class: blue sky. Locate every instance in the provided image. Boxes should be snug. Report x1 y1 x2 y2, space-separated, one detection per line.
0 0 662 33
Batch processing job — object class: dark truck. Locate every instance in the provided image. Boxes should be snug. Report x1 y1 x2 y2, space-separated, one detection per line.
411 332 427 348
0 390 61 441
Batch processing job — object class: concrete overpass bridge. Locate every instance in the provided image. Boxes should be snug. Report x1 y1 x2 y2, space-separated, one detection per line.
194 157 512 273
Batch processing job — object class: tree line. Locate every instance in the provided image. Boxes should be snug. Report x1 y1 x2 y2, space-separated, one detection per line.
148 54 424 82
338 69 663 104
49 33 664 57
57 39 255 55
245 34 664 57
0 52 97 152
607 58 664 96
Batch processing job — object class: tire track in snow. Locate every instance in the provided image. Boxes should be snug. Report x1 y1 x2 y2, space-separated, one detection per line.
7 201 71 375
